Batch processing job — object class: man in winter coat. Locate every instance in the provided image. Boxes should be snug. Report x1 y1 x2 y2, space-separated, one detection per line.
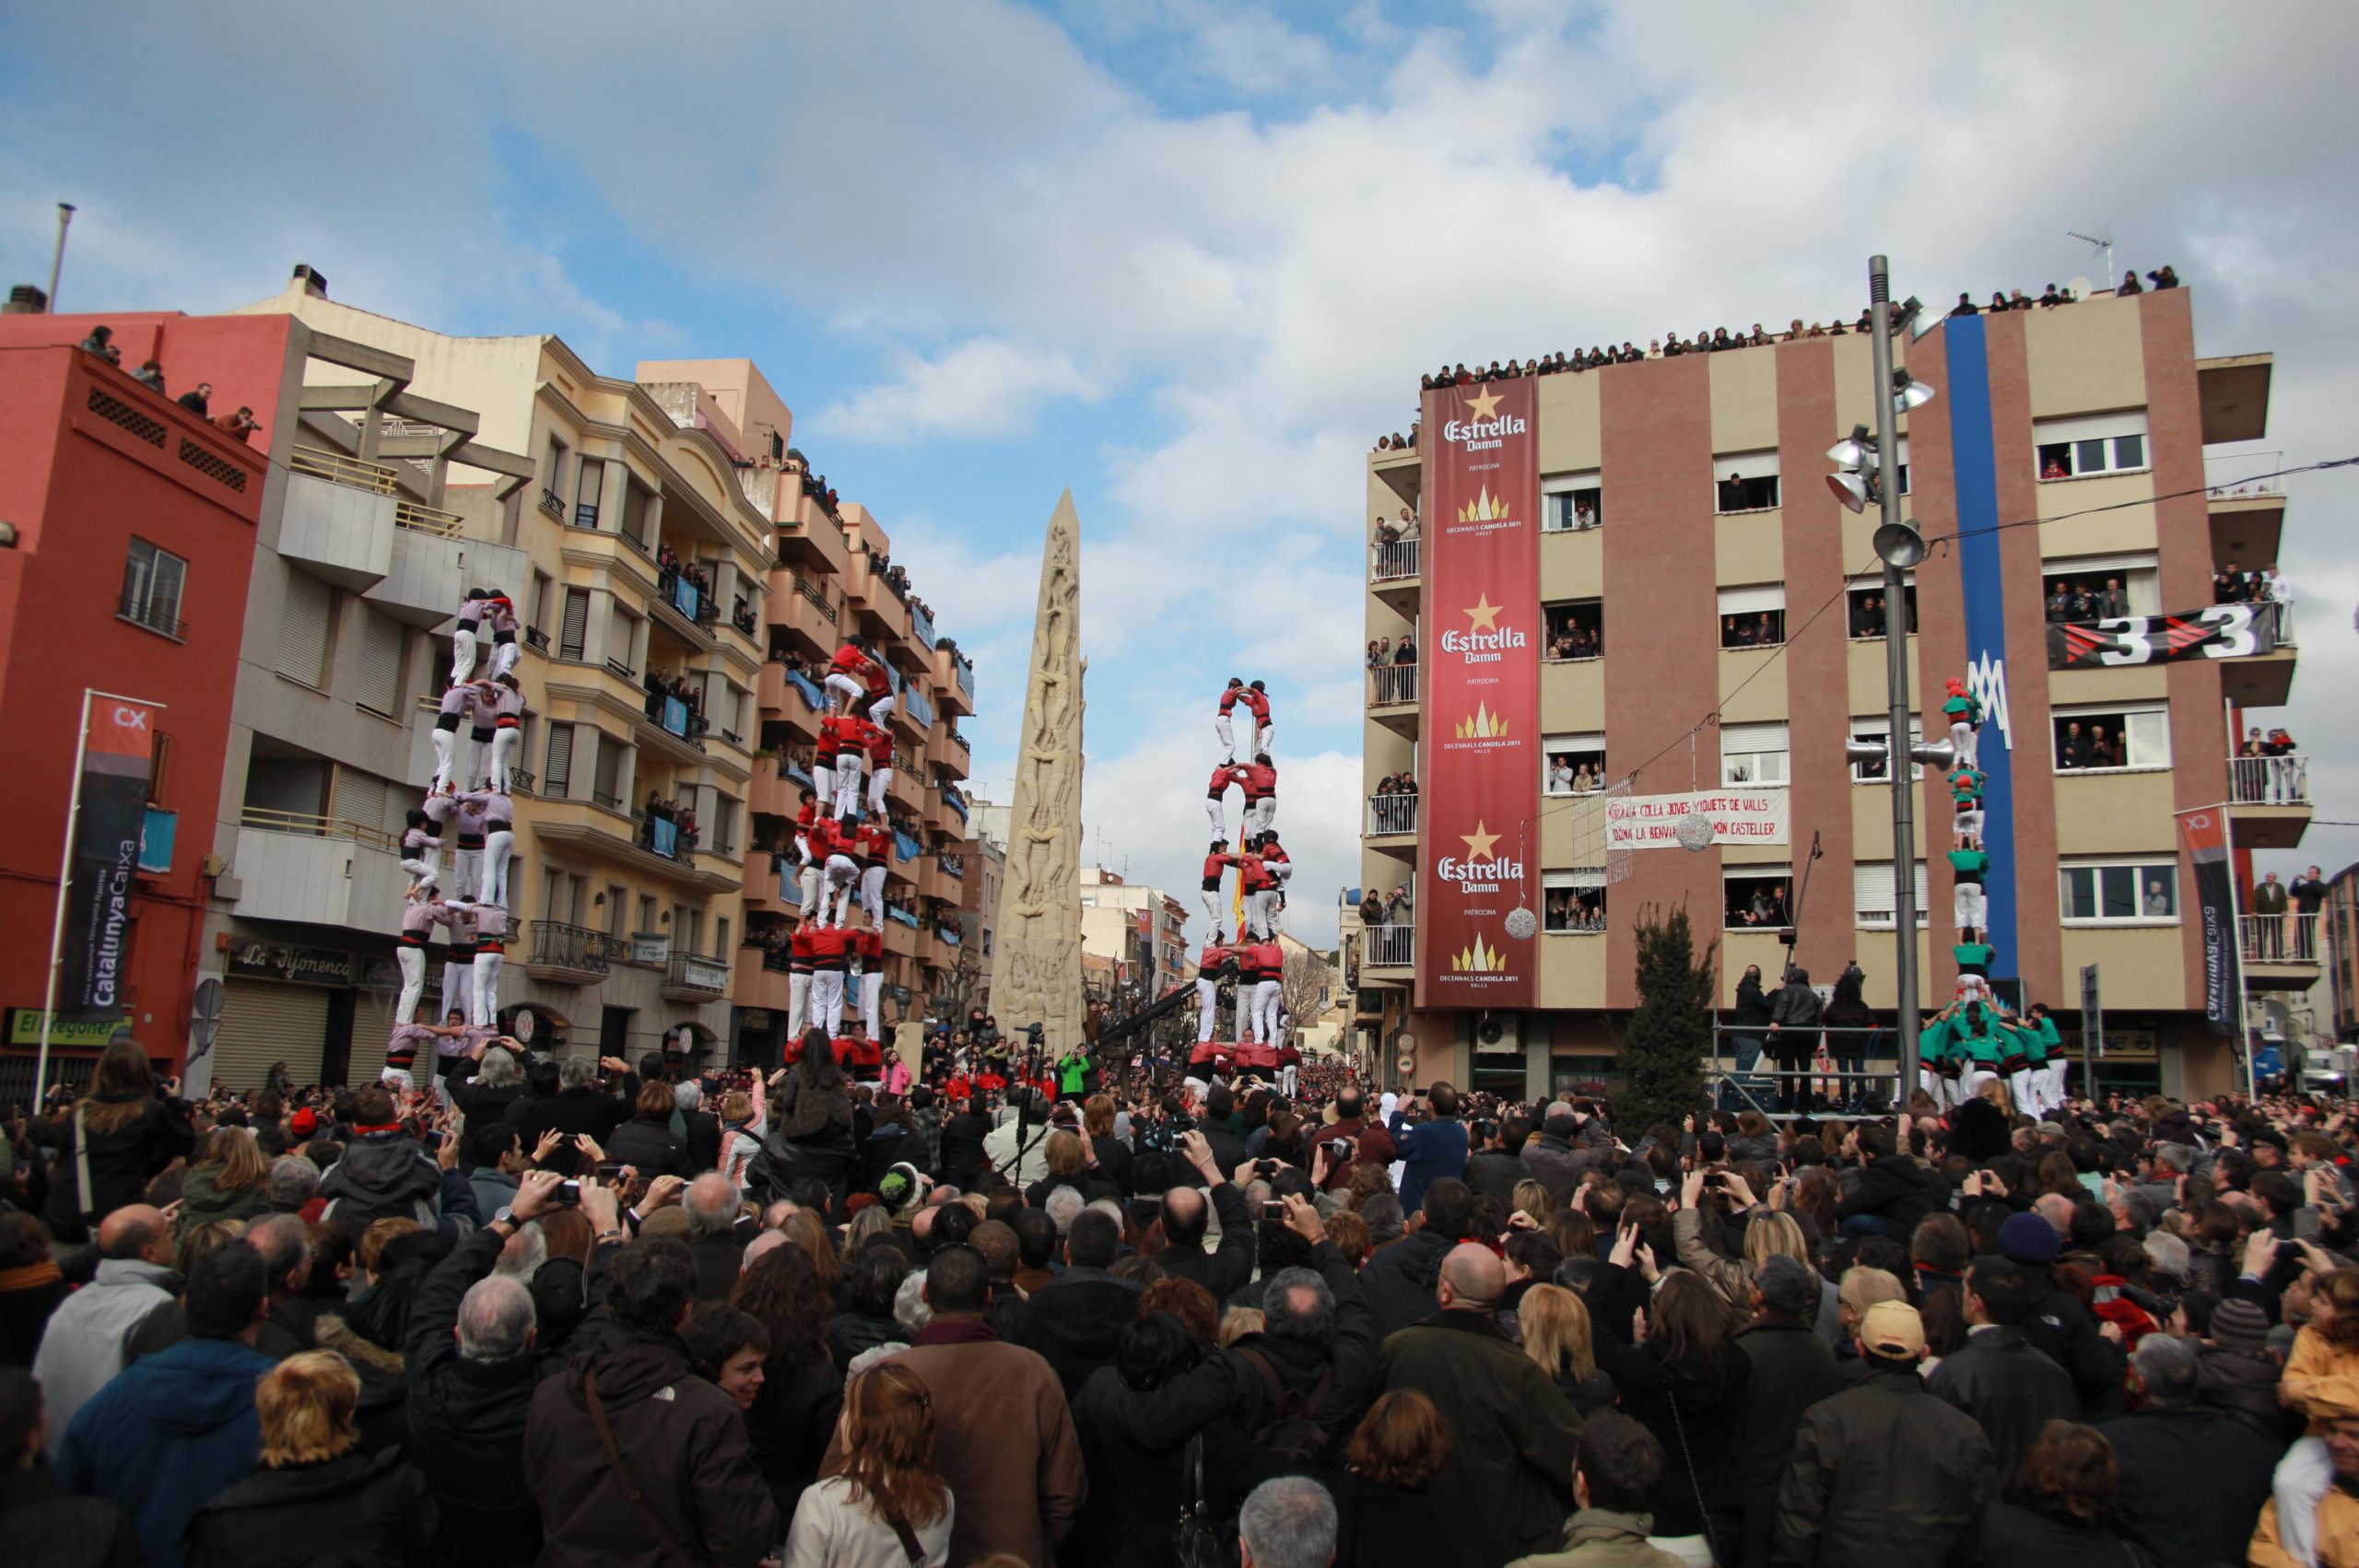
319 1085 441 1232
1775 1301 1996 1567
1522 1106 1592 1204
1315 1086 1396 1195
1831 1122 1933 1237
1734 1258 1842 1568
1995 1209 2128 1418
524 1237 776 1568
1466 1114 1536 1203
1382 1243 1582 1568
1923 1257 2076 1492
2103 1334 2282 1568
57 1246 279 1568
1361 1178 1474 1340
31 1203 178 1457
1765 968 1823 1114
1387 1081 1470 1215
1503 1411 1686 1568
1016 1208 1143 1398
1150 1130 1257 1300
1731 964 1774 1082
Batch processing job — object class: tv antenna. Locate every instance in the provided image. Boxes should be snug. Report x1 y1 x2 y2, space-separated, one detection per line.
2068 228 2114 292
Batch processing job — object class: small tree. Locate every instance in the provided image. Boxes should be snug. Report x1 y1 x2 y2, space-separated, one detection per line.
1620 902 1716 1135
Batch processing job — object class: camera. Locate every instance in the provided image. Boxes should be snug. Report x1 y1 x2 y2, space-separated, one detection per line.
1322 1138 1356 1160
595 1162 625 1184
1251 1159 1279 1179
1261 1200 1286 1223
555 1180 581 1206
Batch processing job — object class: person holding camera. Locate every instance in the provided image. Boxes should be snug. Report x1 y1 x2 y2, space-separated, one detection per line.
1314 1087 1394 1196
1386 1082 1470 1216
1466 1115 1534 1204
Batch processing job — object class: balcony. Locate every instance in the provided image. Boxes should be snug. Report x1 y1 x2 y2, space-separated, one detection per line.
525 920 614 985
2227 753 2312 849
1369 537 1421 617
229 809 408 928
370 523 528 629
2239 911 2320 991
910 601 938 650
732 944 795 1013
775 490 852 575
1367 662 1419 735
2207 450 2287 572
1367 793 1418 839
2220 602 2299 709
933 644 975 716
636 691 707 765
530 798 737 894
1362 923 1414 972
2196 353 2271 446
539 486 566 520
650 570 720 651
278 457 396 591
662 949 733 1001
932 726 970 781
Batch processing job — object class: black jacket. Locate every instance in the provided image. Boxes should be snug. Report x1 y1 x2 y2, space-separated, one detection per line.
2099 1404 2281 1568
606 1114 687 1179
2016 1262 2128 1418
2192 1343 2300 1445
1951 1097 2013 1161
187 1446 435 1568
1775 1364 1997 1568
681 1109 721 1176
1017 1266 1144 1398
1361 1230 1452 1341
41 1094 196 1241
1734 974 1774 1028
1330 1470 1469 1568
937 1111 992 1185
1151 1180 1255 1301
0 1464 144 1568
1925 1326 2078 1491
1593 1334 1751 1550
507 1086 629 1156
1734 1318 1843 1568
446 1075 521 1130
1968 1499 2150 1568
1067 1372 1281 1568
1836 1154 1935 1235
1463 1149 1532 1204
1520 1131 1587 1203
743 1351 843 1522
827 1306 904 1372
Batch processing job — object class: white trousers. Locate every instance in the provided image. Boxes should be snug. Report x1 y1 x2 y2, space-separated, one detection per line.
1954 883 1986 933
1250 798 1277 836
1205 798 1227 838
799 860 825 916
834 759 864 821
814 761 834 809
1198 977 1222 1043
473 949 504 1027
809 971 845 1036
400 856 439 892
867 766 890 819
867 694 894 725
1954 808 1984 844
455 846 484 902
789 972 811 1037
1201 887 1226 936
440 957 472 1024
1254 980 1283 1045
480 831 513 905
430 728 459 791
1215 713 1236 759
1951 720 1978 769
824 672 863 710
489 728 522 792
1959 1066 1996 1102
488 638 521 681
451 628 479 685
2017 1064 2049 1117
381 1066 416 1094
396 946 428 1024
861 865 887 925
862 971 884 1041
1919 1067 1950 1110
1248 890 1279 941
826 856 859 926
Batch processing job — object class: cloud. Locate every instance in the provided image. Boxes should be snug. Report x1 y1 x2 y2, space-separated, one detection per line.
816 337 1102 442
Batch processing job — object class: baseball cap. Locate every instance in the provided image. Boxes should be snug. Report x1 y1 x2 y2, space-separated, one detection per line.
1860 1300 1927 1359
1999 1211 2062 1267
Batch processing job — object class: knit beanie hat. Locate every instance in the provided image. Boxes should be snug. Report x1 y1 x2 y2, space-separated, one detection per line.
2209 1297 2271 1353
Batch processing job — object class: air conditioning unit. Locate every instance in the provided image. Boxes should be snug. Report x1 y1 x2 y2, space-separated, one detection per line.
1474 1012 1522 1055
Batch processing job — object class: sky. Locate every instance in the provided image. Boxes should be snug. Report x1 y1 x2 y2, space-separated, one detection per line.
6 0 2357 954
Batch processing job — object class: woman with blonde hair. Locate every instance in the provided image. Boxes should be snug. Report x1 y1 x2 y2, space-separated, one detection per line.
1674 1168 1836 1333
179 1127 272 1234
41 1036 195 1241
1519 1282 1616 1415
1511 1178 1556 1232
186 1352 431 1567
783 1362 952 1566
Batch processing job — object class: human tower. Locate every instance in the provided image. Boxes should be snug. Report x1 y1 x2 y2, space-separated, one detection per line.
1189 679 1298 1078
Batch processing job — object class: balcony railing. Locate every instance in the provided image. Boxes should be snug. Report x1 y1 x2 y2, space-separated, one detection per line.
795 574 839 623
238 806 397 854
540 486 566 519
1363 923 1414 966
289 444 398 495
2262 601 2298 649
524 625 550 652
393 498 464 538
953 655 974 700
2241 911 2322 965
510 769 535 794
1372 537 1420 583
117 588 186 641
666 950 732 995
528 920 612 977
1368 663 1419 708
902 685 936 729
2230 754 2310 806
1367 793 1419 836
2206 451 2284 499
910 603 938 649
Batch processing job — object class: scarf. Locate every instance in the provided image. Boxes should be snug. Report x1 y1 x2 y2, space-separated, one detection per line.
0 1259 63 1293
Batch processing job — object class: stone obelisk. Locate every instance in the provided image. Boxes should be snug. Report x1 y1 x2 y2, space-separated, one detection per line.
991 489 1086 1060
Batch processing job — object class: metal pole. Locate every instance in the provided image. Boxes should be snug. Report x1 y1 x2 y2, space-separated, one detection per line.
45 204 75 312
34 689 98 1107
1868 255 1920 1108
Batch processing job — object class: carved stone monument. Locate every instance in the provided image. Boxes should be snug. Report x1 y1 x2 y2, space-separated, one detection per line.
990 490 1087 1060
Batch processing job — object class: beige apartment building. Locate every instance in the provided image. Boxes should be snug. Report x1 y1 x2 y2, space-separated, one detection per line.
1353 284 2301 1103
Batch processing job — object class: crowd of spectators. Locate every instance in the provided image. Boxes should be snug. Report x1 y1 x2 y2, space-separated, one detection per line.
1366 636 1419 669
1372 771 1420 800
78 323 262 442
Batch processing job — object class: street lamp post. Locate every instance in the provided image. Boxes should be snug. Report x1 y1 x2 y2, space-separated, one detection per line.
1868 254 1920 1105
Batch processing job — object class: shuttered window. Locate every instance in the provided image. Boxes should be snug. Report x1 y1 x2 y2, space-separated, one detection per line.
559 589 591 660
544 725 575 798
276 569 334 685
354 609 403 715
213 980 332 1094
1854 861 1931 928
1720 722 1790 786
331 768 390 839
593 730 625 807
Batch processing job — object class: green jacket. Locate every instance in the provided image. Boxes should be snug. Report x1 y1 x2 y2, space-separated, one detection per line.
1918 1018 1954 1067
2034 1016 2062 1062
1506 1510 1686 1568
178 1166 268 1235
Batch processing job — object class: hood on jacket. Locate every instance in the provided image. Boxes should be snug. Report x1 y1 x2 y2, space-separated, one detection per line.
568 1326 697 1408
201 1445 404 1512
141 1337 279 1437
325 1131 438 1197
316 1313 406 1377
1377 1229 1452 1288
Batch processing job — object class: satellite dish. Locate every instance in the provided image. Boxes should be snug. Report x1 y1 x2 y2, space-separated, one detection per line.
1504 905 1538 941
190 977 224 1050
2066 276 2093 301
1675 812 1716 851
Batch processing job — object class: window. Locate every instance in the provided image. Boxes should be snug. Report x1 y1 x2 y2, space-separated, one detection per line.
276 568 334 686
1543 732 1608 795
1721 722 1789 786
1543 871 1608 933
530 570 555 643
2053 704 2169 772
147 731 172 804
543 725 575 797
121 539 188 637
1846 578 1918 638
574 458 605 527
2041 553 2161 624
2035 410 2149 480
1714 451 1780 513
1719 585 1785 649
545 437 569 499
637 895 657 938
1543 470 1603 532
715 916 731 955
592 731 626 809
605 885 628 937
1724 869 1792 930
713 797 739 856
1543 599 1604 661
1893 436 1912 497
354 608 403 716
607 602 639 678
1850 716 1925 782
2060 860 2179 923
1854 861 1931 928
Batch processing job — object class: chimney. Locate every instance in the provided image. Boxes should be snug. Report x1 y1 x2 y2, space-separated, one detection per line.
3 285 49 315
291 263 328 299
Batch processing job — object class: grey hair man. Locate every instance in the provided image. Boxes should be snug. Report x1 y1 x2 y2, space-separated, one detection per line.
1239 1476 1336 1568
265 1155 321 1214
458 1273 538 1362
123 1211 313 1361
686 1173 745 1300
557 1054 599 1091
2102 1329 2283 1568
1043 1185 1086 1236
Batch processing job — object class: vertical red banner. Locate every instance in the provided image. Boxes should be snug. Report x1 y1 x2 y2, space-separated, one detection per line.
1417 379 1540 1009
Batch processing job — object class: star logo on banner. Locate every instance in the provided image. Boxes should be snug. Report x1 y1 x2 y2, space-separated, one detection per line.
1462 384 1503 423
1460 821 1500 862
1463 593 1504 632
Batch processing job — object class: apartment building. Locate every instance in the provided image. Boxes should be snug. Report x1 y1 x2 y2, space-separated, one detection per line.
1078 867 1191 998
1355 285 2300 1103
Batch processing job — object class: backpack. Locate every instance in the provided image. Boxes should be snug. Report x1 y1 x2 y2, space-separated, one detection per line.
1238 1349 1332 1467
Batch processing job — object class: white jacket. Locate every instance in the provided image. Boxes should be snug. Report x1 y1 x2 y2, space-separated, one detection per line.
782 1475 952 1568
29 1257 177 1456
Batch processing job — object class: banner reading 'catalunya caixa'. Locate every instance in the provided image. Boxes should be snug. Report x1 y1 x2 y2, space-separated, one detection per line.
1417 379 1540 1010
